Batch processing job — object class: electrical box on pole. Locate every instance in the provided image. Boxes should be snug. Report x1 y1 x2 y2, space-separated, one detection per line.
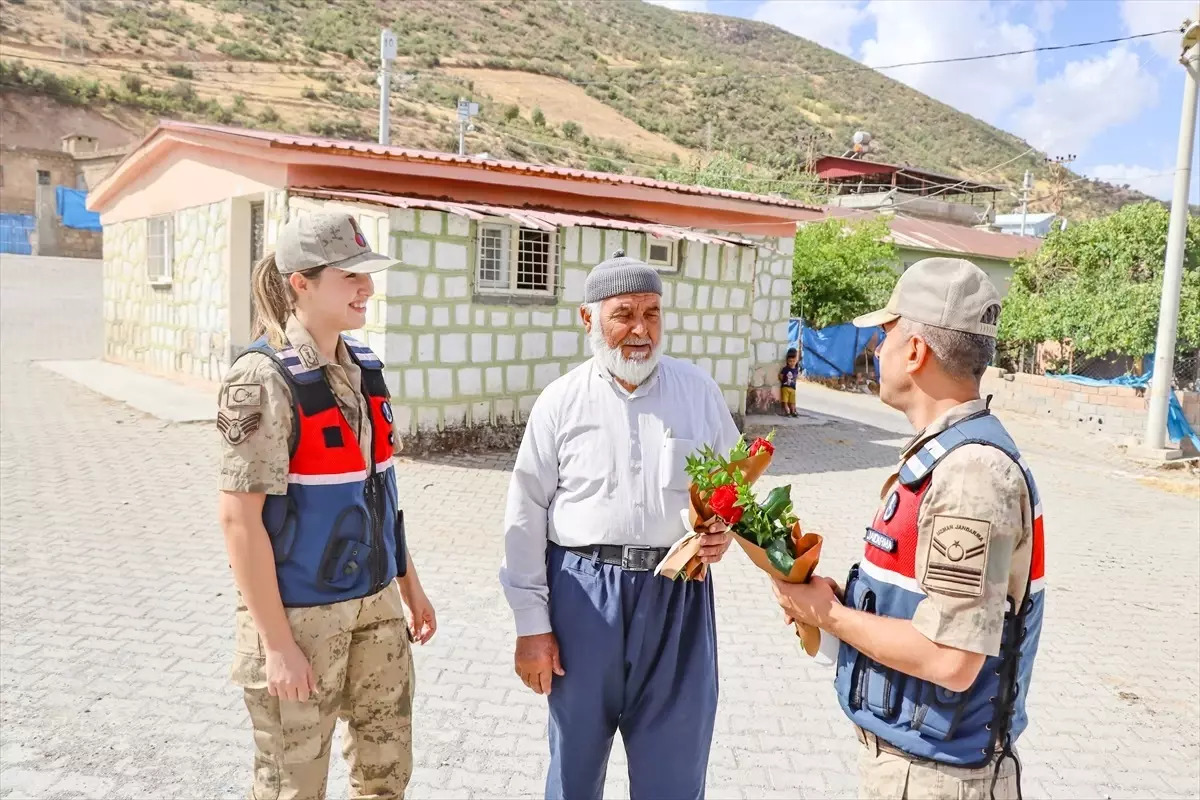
457 98 479 156
378 29 396 146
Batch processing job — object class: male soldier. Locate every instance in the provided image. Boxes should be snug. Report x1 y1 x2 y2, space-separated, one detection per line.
771 257 1045 799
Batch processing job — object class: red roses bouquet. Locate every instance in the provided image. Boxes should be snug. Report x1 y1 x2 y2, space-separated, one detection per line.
656 433 825 656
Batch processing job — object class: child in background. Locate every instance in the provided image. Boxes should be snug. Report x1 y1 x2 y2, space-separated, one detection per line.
779 348 799 418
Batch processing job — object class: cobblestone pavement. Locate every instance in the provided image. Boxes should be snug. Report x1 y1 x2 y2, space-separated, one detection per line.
2 257 1198 799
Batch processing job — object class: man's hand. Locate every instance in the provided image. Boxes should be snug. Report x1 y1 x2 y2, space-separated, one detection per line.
265 639 317 703
514 632 565 695
772 575 842 629
697 518 732 564
400 583 438 645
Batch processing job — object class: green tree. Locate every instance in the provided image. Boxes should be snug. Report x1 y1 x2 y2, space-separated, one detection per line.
531 107 546 127
1000 202 1200 358
790 217 898 329
503 104 520 121
561 120 581 139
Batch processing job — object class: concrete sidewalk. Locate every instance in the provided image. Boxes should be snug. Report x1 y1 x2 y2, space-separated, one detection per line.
38 359 216 423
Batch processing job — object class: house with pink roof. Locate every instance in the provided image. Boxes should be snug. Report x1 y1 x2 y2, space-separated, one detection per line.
87 121 829 444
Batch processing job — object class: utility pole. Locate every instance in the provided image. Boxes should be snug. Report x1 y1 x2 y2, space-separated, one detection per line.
378 28 396 146
1019 170 1032 235
705 121 713 153
1043 154 1076 217
456 98 479 156
1143 19 1200 456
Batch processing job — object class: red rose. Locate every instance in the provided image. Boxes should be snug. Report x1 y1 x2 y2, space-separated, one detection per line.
749 437 775 457
708 484 743 525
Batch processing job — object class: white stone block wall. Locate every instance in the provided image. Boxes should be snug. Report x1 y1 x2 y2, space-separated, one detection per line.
379 210 777 435
102 201 231 382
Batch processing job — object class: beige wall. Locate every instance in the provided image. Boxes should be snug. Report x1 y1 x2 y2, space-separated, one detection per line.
1 148 77 215
104 201 231 382
98 143 287 225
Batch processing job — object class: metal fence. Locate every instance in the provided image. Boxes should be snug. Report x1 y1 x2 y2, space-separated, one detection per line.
997 341 1200 391
0 213 36 255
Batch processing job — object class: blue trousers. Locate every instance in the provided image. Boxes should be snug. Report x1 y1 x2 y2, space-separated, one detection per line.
544 543 719 800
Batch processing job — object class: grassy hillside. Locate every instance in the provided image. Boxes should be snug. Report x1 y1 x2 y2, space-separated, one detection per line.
0 0 1151 217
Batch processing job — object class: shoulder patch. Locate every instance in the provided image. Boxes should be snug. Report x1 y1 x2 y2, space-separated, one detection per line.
223 383 262 409
924 515 991 597
217 411 263 446
297 343 320 369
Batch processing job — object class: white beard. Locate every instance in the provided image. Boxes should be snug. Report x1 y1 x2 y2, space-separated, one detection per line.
588 322 664 387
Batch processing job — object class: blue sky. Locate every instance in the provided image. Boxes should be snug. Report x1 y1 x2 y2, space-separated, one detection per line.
647 0 1199 203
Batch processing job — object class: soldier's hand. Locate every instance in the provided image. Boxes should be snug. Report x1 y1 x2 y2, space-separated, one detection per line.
514 632 564 695
265 639 317 703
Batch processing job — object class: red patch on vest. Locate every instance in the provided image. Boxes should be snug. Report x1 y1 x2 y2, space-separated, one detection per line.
863 480 930 579
290 405 363 477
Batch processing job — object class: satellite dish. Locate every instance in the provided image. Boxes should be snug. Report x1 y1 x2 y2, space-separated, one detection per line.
853 131 872 146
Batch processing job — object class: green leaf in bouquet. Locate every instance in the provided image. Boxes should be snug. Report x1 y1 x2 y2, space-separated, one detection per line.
766 535 796 576
761 485 793 521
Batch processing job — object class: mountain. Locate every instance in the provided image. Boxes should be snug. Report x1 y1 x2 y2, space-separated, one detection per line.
0 0 1152 217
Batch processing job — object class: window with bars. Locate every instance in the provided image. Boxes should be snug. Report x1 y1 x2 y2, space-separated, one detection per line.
476 223 556 295
146 215 174 283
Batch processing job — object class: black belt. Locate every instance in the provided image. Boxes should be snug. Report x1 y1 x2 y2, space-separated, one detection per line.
856 726 911 759
565 544 670 572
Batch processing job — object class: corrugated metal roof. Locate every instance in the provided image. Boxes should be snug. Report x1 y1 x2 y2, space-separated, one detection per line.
291 189 759 248
887 214 1041 260
157 120 823 212
813 155 1004 194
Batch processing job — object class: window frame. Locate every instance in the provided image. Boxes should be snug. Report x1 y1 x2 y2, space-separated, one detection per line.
645 235 678 271
474 220 558 297
146 214 175 286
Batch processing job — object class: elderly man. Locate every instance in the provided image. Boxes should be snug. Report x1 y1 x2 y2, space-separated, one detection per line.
772 258 1045 799
499 249 742 800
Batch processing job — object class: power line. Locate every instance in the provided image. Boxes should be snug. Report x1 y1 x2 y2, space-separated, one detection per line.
558 28 1178 87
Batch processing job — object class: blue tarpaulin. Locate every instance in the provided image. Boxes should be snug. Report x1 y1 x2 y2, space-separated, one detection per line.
797 320 882 379
1053 366 1200 452
55 186 101 231
0 213 36 255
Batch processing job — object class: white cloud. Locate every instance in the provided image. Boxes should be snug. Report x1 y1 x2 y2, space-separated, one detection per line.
1088 163 1196 202
644 0 711 11
1011 46 1159 156
1120 0 1195 61
752 0 868 57
858 0 1039 122
1031 0 1067 34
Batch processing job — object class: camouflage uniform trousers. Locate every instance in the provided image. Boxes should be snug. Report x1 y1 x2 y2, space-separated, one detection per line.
231 581 415 800
857 728 1020 800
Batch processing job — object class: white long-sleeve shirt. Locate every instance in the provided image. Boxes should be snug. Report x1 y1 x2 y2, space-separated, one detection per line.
499 355 742 636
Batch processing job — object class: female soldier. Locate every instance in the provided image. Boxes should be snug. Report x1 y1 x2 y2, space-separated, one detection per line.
217 210 435 799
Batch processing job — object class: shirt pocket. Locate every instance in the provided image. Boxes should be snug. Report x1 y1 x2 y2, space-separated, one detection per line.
661 437 700 493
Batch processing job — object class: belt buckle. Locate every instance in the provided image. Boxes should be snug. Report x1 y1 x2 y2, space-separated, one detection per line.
621 545 655 571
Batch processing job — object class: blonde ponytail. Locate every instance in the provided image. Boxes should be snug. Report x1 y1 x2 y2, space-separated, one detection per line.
251 253 293 348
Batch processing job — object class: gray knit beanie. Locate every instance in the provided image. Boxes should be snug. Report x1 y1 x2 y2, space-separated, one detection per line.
583 249 663 303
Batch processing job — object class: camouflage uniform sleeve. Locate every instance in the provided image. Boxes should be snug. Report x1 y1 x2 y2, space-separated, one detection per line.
910 445 1027 657
217 354 294 494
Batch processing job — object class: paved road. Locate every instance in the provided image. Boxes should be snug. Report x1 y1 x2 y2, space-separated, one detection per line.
1 256 1198 799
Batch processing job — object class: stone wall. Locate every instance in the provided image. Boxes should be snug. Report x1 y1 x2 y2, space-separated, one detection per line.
981 367 1200 446
58 226 102 259
103 201 230 382
353 206 790 445
746 235 794 412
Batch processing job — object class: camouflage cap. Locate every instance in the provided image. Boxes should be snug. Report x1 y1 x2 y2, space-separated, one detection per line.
276 211 398 274
853 257 1002 338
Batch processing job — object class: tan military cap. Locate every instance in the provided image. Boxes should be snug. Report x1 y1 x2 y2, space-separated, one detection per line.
276 211 398 274
853 257 1002 338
